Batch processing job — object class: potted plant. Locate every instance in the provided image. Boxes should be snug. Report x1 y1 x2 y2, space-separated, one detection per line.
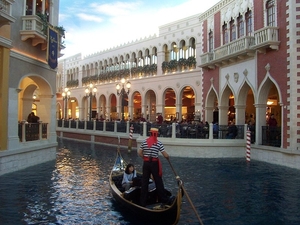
187 56 196 69
55 26 66 38
178 58 187 70
162 61 169 73
150 64 157 75
169 60 178 72
37 12 48 34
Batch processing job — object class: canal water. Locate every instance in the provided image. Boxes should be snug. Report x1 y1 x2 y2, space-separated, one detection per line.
0 138 300 225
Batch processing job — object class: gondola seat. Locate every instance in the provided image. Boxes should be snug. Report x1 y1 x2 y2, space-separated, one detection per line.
124 186 141 204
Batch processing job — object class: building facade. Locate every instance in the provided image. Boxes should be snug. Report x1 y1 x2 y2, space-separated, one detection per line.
57 0 298 169
0 0 63 175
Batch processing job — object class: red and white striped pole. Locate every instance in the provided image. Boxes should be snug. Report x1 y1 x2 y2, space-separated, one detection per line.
128 124 134 153
246 128 251 162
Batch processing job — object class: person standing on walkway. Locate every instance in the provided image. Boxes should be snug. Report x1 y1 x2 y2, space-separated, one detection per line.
138 128 171 207
156 113 163 124
268 113 278 146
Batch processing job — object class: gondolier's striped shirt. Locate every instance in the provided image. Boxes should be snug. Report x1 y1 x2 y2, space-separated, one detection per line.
140 140 165 158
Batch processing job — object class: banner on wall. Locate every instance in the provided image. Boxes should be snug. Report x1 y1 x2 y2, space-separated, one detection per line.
47 26 58 69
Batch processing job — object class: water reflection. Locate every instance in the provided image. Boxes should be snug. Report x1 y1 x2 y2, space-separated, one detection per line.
0 138 300 225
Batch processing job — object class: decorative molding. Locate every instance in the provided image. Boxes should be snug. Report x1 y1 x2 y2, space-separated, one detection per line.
234 72 239 83
221 0 254 23
225 73 230 80
265 63 270 72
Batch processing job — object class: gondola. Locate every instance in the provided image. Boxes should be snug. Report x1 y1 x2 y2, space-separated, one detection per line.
109 145 183 225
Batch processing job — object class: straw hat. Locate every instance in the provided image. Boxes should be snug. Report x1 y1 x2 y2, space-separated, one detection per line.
150 128 159 132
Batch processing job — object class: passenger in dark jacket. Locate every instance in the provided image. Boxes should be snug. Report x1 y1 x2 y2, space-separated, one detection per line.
226 121 237 139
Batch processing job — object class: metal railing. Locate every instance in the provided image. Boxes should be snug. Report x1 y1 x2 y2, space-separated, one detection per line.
56 120 281 148
262 126 281 147
18 122 48 142
57 120 246 140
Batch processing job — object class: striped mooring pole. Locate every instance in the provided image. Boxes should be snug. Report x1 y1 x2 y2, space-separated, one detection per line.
128 124 134 153
246 128 251 162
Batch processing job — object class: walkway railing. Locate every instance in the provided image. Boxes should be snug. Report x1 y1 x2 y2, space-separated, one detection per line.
56 120 282 147
261 126 281 147
18 121 48 142
56 119 246 140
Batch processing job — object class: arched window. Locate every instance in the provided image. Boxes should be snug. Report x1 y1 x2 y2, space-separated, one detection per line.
208 30 214 52
237 14 244 38
266 0 275 26
145 49 150 65
245 9 252 36
171 43 178 60
222 23 228 45
151 47 157 64
230 19 236 41
188 38 196 57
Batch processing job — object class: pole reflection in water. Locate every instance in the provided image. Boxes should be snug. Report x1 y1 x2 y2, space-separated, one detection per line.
0 138 300 225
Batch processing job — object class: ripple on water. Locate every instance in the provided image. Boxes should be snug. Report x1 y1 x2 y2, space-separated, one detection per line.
0 139 300 225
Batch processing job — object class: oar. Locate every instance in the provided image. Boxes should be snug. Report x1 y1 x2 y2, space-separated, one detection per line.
167 158 204 225
117 136 121 155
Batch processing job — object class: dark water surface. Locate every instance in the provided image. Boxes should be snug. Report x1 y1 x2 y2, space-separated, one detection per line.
1 138 300 225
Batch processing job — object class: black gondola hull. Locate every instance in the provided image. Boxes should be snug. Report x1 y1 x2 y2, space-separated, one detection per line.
109 150 182 225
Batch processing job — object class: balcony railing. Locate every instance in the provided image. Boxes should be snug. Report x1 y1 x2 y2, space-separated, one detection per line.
261 126 281 147
20 15 47 49
253 26 280 52
199 27 280 69
200 52 214 65
0 0 16 25
214 36 255 62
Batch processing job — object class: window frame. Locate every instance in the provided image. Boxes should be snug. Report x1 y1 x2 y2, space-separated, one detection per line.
266 0 276 26
208 30 214 52
222 23 229 45
237 14 244 38
245 10 253 36
230 19 236 41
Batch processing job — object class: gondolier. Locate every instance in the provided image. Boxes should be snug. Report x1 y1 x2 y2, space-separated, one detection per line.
138 127 173 207
110 135 183 224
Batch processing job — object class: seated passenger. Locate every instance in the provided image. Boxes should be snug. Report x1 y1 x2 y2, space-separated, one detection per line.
122 164 137 191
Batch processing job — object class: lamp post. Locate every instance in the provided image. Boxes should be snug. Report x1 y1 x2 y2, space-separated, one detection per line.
116 78 131 121
62 87 71 119
85 83 97 121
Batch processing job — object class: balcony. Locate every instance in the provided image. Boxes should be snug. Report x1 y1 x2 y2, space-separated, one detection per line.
200 36 256 69
20 15 65 54
20 15 47 50
199 27 280 69
0 0 16 26
253 26 280 53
